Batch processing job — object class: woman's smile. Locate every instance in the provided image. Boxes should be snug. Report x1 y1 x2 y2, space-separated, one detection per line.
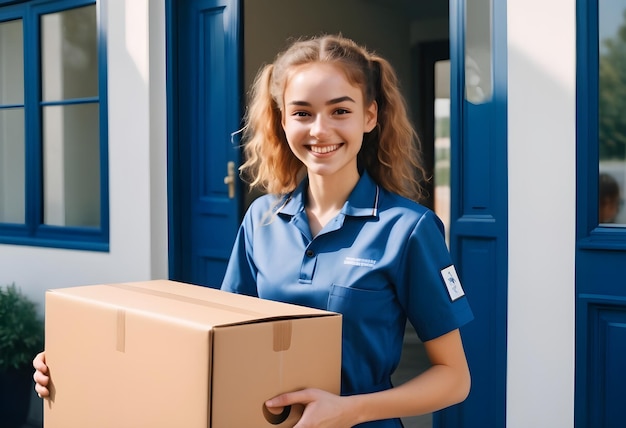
308 143 343 155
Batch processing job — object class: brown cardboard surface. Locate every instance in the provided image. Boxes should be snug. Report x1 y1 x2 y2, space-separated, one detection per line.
43 280 341 428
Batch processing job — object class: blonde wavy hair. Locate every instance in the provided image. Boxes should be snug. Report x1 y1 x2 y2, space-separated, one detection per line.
240 34 428 202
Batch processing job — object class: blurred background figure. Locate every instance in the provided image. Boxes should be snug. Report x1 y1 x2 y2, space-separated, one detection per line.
599 172 621 223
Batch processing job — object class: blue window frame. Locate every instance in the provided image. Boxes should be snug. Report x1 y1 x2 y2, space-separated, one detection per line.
577 0 626 248
0 0 108 251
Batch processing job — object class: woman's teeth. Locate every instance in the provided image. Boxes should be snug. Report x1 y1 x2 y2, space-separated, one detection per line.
310 144 340 154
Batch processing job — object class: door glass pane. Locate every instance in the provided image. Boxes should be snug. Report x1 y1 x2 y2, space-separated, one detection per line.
43 103 100 227
41 4 98 101
0 108 25 223
435 60 451 246
599 0 626 225
0 19 24 105
465 0 493 104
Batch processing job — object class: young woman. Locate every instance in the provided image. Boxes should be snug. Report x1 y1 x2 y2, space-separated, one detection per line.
34 34 473 427
219 35 473 427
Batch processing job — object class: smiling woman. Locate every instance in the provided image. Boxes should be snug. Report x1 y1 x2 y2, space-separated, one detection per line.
220 34 473 427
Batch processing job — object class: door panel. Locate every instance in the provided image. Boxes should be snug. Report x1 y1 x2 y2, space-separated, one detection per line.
439 1 507 427
169 0 241 287
576 1 626 427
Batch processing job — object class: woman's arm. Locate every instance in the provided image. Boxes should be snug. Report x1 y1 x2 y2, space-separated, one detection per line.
354 328 470 421
266 329 470 428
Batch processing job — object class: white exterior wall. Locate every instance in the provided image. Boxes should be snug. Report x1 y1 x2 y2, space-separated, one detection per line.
0 0 168 317
507 1 576 427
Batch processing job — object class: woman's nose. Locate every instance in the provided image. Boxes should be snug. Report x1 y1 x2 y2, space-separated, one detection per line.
310 115 330 140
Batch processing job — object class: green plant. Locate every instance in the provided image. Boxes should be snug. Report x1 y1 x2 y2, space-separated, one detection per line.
0 283 44 372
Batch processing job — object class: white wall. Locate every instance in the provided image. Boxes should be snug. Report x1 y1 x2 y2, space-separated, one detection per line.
507 1 576 427
0 0 168 318
10 2 168 425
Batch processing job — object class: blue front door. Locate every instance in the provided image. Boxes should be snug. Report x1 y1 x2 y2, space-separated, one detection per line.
439 1 508 427
576 2 626 427
167 0 242 287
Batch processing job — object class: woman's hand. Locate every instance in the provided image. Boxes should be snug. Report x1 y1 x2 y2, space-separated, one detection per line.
33 351 50 398
265 388 359 428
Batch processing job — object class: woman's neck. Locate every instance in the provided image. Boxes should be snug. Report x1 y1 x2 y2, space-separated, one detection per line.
305 169 360 236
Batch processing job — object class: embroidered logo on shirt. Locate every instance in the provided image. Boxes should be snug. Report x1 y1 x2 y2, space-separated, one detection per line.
344 257 377 268
440 265 465 301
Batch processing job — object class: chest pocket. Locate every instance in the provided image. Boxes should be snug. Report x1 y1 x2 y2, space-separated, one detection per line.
327 283 398 326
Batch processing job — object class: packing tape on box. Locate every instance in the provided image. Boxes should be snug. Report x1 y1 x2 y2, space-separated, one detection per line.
116 309 126 352
108 283 293 353
108 283 266 317
273 320 292 352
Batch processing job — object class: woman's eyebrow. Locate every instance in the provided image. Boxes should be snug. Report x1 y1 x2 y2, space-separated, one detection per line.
287 96 356 107
326 96 356 105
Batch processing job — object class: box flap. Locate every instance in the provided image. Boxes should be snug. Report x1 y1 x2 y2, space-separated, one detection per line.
48 280 337 328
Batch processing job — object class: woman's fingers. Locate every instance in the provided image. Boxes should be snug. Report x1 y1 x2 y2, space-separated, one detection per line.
33 351 49 398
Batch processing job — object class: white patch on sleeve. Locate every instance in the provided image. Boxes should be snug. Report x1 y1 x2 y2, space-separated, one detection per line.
441 265 465 301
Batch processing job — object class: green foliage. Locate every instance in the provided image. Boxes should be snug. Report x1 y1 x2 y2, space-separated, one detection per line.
599 10 626 160
0 283 43 372
435 116 450 139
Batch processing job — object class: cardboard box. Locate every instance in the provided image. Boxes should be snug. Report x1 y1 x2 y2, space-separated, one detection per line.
43 280 342 427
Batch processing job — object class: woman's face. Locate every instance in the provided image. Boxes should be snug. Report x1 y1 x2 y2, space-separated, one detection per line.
281 63 377 181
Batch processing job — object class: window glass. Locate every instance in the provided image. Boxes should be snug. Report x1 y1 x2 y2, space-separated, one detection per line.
0 19 25 223
599 0 626 225
0 19 24 104
41 5 98 101
0 109 25 223
465 0 493 104
43 103 100 227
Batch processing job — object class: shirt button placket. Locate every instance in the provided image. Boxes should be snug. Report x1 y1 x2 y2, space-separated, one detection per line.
300 247 316 282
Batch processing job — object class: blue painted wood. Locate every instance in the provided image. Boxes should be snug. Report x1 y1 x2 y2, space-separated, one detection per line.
436 1 508 427
578 295 626 428
576 1 626 427
168 0 241 288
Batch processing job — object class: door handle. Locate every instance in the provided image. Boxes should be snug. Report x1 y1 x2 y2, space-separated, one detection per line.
223 161 236 199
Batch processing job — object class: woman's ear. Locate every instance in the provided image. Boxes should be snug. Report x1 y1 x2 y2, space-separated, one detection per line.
364 101 378 133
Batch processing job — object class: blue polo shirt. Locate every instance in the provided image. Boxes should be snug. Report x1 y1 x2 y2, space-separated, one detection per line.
221 172 473 427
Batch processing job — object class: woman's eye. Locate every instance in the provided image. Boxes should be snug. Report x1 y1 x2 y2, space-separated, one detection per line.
334 108 350 115
292 111 309 117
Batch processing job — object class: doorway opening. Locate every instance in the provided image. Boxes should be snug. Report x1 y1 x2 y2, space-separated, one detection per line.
241 2 451 427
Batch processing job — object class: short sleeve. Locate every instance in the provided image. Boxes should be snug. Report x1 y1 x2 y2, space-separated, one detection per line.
220 210 259 297
395 210 473 341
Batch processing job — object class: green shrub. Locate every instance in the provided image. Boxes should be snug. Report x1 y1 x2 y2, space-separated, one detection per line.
0 283 44 372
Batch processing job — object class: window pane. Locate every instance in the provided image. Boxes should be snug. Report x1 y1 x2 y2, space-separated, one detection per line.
43 103 100 227
0 19 24 105
0 108 25 223
599 1 626 225
465 0 493 104
41 5 98 101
